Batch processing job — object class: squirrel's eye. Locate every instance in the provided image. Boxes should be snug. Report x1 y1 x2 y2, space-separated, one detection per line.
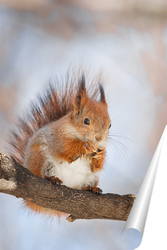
109 123 111 129
84 118 90 125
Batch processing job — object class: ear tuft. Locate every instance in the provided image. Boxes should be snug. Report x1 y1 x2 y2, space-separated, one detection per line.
73 74 87 116
78 74 86 95
99 84 108 108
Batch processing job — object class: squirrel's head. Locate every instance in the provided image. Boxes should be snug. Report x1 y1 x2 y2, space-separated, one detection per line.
70 75 111 149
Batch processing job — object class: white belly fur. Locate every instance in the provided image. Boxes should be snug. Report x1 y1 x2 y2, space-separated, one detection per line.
43 155 100 190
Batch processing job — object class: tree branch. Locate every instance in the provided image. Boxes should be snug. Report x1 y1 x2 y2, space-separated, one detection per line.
0 151 136 222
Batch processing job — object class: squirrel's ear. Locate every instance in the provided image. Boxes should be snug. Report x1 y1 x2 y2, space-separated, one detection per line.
73 75 87 115
99 84 108 108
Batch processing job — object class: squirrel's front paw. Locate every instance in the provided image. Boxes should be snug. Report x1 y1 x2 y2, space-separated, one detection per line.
92 148 106 159
84 141 97 155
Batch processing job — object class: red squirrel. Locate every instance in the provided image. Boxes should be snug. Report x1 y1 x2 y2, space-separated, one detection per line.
8 74 111 216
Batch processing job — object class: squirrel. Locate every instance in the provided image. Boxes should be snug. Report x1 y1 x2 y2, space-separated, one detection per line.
8 74 111 216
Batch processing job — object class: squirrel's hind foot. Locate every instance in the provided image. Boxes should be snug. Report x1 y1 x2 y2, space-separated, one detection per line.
44 176 63 185
82 186 102 195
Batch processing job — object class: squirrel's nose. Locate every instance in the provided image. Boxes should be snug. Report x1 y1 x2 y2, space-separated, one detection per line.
95 136 102 142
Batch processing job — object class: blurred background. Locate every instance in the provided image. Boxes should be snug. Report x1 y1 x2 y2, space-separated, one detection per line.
0 0 167 249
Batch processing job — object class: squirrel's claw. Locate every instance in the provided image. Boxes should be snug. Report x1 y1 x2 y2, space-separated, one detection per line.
82 186 102 195
91 187 102 194
44 176 63 185
84 141 97 155
91 148 106 159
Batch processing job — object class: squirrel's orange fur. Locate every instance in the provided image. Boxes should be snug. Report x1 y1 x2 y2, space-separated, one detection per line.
8 74 111 217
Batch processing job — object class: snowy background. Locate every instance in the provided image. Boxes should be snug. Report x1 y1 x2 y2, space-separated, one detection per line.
0 1 167 249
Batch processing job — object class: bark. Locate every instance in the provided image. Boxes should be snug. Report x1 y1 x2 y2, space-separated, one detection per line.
0 151 136 222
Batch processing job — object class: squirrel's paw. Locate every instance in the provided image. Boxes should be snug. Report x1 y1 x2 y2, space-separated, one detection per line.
92 148 106 159
82 186 102 195
44 176 63 185
84 141 97 155
91 186 102 194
